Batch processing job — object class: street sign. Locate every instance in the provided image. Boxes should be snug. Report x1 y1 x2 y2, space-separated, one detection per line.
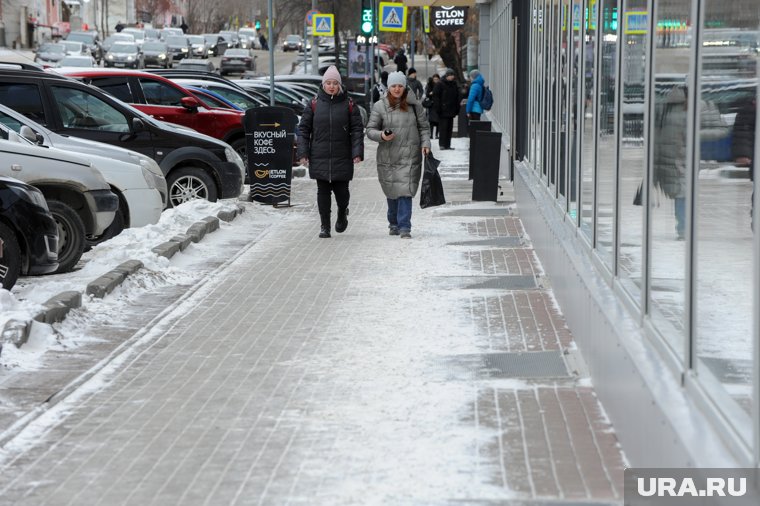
245 107 299 206
305 9 319 26
378 2 407 32
423 6 430 33
312 13 334 36
431 6 468 33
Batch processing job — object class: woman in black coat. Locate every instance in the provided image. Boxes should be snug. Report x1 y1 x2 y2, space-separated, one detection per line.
433 68 462 149
297 66 364 238
424 74 440 139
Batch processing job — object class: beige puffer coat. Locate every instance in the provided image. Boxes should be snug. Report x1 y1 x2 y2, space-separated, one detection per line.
366 91 431 199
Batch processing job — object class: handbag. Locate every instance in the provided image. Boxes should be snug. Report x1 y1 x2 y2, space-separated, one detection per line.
422 96 433 108
420 152 446 209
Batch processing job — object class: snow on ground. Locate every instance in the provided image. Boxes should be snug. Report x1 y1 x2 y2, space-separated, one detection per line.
0 198 286 370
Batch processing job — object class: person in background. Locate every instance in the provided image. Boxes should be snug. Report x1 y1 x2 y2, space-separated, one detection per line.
424 74 440 139
406 67 424 100
297 66 364 238
366 71 431 238
372 70 388 104
394 49 408 74
180 21 189 34
115 21 125 33
433 68 461 150
259 34 268 50
466 69 485 121
733 96 756 229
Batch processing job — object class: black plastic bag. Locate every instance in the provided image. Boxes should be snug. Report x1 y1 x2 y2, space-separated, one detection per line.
420 152 446 209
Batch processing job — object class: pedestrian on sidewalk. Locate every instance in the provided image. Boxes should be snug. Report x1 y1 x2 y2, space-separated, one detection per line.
394 49 408 74
433 68 462 150
297 66 364 238
366 71 431 239
466 69 485 120
406 67 424 100
423 74 440 139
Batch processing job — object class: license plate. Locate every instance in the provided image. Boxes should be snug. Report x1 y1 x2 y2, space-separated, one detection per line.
114 62 125 67
230 59 243 64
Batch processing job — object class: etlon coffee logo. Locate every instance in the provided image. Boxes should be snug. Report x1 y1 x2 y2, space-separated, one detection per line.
432 6 468 33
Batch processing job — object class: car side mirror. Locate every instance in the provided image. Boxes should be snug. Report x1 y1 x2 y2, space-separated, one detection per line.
19 125 43 145
181 96 201 110
132 118 146 133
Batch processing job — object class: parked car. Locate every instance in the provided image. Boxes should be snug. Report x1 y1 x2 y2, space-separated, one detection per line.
165 35 191 61
0 103 165 243
160 27 184 41
282 35 303 52
166 77 267 110
220 48 255 75
0 69 244 208
202 34 228 57
185 86 243 111
142 41 172 69
175 59 216 73
58 55 97 68
104 42 143 69
34 42 67 67
0 127 118 272
65 31 102 62
219 31 240 49
60 40 88 56
61 69 246 158
187 35 209 59
0 177 59 288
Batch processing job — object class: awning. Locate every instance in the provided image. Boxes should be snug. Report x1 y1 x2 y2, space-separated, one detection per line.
402 0 476 6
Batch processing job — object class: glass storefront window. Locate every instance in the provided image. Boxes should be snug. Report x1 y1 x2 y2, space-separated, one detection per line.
580 0 598 238
595 0 620 268
694 0 757 447
616 0 648 301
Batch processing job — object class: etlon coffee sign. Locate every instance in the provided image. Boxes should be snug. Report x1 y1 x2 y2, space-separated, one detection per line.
432 6 468 32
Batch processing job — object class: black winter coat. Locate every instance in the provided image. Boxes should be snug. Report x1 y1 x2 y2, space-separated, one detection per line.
732 100 756 180
434 79 461 118
297 89 364 182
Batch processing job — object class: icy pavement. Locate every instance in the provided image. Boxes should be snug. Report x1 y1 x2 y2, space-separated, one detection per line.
0 141 625 505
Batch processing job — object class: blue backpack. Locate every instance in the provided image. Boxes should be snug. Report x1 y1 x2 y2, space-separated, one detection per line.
480 85 494 111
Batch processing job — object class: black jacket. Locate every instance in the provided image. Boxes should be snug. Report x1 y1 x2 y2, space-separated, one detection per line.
434 79 461 118
297 89 364 182
732 100 756 179
394 53 408 73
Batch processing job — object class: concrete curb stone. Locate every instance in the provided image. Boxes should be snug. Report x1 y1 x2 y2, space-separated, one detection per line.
1 205 247 356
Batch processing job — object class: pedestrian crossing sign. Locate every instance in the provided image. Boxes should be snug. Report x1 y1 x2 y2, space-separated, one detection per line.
313 13 334 36
378 2 407 33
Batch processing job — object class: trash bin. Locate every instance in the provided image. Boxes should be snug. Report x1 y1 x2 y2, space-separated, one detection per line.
472 130 502 202
457 103 468 138
468 120 491 180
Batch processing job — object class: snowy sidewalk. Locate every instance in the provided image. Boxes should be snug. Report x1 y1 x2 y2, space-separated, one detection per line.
0 141 625 505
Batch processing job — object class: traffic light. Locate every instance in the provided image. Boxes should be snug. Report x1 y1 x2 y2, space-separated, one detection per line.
361 8 373 35
255 20 261 30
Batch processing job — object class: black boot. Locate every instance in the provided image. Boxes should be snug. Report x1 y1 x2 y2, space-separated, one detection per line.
335 207 349 233
319 214 331 238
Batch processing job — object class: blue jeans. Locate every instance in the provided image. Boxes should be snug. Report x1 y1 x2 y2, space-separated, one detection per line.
387 197 412 232
674 197 686 237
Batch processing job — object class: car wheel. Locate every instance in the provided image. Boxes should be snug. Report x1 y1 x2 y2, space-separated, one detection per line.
48 200 86 274
166 167 218 208
0 222 21 290
85 206 125 250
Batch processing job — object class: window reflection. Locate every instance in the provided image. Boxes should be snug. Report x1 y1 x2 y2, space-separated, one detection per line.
694 0 757 445
595 0 620 267
581 0 598 237
617 0 648 300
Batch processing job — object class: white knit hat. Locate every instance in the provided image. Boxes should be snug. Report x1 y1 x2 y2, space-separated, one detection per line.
322 65 342 85
387 71 406 88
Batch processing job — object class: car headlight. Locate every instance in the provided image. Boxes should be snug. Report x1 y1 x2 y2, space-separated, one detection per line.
10 184 48 211
225 146 246 177
158 53 166 59
107 54 114 60
181 47 188 52
127 55 134 61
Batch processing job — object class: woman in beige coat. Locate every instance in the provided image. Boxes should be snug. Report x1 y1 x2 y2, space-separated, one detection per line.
366 71 431 238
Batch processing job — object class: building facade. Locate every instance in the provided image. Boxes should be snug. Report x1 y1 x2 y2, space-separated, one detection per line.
479 0 759 467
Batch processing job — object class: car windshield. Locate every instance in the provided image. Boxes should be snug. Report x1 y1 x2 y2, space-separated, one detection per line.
40 43 66 53
224 49 248 57
111 43 138 52
166 36 187 45
188 36 204 44
145 29 160 39
123 29 144 39
143 42 167 51
203 35 218 44
61 41 82 52
286 35 300 42
208 87 259 109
